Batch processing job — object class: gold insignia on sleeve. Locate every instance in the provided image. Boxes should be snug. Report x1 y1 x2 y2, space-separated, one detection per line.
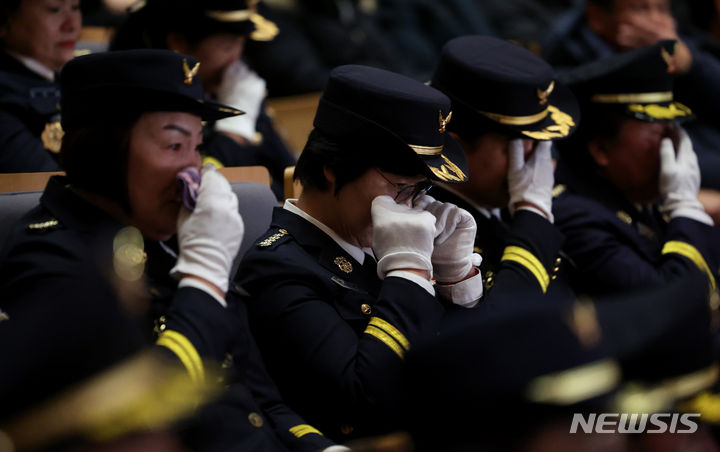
334 256 353 274
552 184 566 198
41 121 64 154
27 219 59 231
0 310 8 323
616 211 633 225
537 81 555 106
182 59 201 86
438 110 452 133
257 229 288 247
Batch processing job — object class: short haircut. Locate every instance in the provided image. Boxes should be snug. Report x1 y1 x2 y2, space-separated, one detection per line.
686 0 717 31
556 106 626 172
587 0 615 10
59 115 140 211
295 128 427 194
110 0 242 51
0 0 23 42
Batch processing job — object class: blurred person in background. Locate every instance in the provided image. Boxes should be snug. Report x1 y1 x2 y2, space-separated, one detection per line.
245 0 408 97
543 0 720 221
0 49 343 452
111 0 294 199
0 0 80 172
552 41 720 297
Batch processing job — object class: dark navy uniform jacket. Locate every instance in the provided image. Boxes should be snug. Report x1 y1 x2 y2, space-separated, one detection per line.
0 51 62 173
204 107 295 200
553 163 720 297
0 177 334 452
236 207 445 441
430 186 575 316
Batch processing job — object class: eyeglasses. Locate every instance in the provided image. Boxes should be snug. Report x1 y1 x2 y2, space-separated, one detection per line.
374 169 432 204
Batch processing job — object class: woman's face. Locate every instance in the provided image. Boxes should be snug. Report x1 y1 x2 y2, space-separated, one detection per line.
186 33 245 95
330 168 428 248
1 0 81 71
126 111 203 241
591 119 673 203
460 132 535 208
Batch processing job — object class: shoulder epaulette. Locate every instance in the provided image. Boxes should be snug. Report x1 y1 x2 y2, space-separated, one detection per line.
26 217 62 233
256 228 292 249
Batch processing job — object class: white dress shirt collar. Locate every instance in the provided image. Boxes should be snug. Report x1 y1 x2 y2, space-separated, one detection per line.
283 199 373 265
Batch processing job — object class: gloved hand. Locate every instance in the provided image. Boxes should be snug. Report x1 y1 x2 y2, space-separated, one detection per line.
507 139 554 222
214 60 266 142
659 128 713 225
170 165 245 297
371 195 436 279
414 195 480 283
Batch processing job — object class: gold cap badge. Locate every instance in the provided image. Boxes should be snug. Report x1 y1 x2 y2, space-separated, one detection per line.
537 81 555 106
334 256 353 274
660 43 678 74
182 59 200 86
438 110 452 133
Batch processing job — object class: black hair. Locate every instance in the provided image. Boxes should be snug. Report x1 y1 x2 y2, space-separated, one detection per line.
59 115 141 212
587 0 614 10
0 0 23 45
556 105 626 174
0 0 22 25
110 0 242 51
295 128 427 194
685 0 717 31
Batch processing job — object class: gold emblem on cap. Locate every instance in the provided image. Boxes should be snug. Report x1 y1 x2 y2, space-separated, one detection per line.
537 81 555 106
41 121 64 154
429 154 467 182
438 110 452 133
182 59 200 86
334 256 353 274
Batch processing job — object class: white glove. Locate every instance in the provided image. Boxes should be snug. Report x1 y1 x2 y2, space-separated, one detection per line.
171 165 244 299
659 129 713 225
371 195 436 279
414 195 480 283
214 60 266 142
507 139 554 222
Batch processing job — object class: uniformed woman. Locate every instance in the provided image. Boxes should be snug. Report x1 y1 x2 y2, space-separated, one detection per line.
237 64 485 440
111 0 295 199
0 0 80 172
0 49 341 452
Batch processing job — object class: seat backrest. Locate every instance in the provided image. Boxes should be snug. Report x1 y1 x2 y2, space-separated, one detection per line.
283 166 303 200
0 190 43 249
0 183 276 275
230 181 278 274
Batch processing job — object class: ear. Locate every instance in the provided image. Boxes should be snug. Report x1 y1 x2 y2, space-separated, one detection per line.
166 33 190 54
449 131 475 158
322 165 336 191
588 140 610 168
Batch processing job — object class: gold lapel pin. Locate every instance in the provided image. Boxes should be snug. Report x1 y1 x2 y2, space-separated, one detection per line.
334 256 353 274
